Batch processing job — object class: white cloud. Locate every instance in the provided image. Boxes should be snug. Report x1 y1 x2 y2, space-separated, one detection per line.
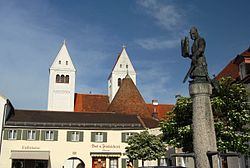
136 0 183 30
135 38 179 50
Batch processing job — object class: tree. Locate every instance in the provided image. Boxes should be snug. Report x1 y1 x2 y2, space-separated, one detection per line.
125 130 166 167
160 77 250 156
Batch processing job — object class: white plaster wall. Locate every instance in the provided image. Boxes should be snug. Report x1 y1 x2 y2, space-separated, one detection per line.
0 129 145 168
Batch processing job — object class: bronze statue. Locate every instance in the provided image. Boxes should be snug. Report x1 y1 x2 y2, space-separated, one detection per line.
182 27 209 83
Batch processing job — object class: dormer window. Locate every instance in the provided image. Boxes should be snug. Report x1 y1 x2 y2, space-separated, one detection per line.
239 62 250 79
59 60 61 64
66 61 68 65
126 64 128 68
120 64 122 68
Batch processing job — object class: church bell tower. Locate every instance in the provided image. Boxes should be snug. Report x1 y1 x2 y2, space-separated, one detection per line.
108 46 136 102
47 41 76 111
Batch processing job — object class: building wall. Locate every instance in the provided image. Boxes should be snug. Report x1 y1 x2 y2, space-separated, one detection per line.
0 128 145 168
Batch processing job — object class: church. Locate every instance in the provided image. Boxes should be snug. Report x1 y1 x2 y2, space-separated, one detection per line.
0 42 173 168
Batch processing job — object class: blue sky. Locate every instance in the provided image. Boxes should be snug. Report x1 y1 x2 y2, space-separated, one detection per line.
0 0 249 110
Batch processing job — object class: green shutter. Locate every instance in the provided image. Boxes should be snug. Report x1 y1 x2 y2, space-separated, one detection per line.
122 159 127 168
17 130 22 140
36 130 40 140
41 130 45 141
103 132 107 142
133 160 138 168
121 133 126 142
3 129 8 140
22 130 27 140
54 130 58 141
79 132 84 142
91 132 95 142
67 131 71 141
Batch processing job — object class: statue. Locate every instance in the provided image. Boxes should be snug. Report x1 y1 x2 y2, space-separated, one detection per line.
182 27 209 83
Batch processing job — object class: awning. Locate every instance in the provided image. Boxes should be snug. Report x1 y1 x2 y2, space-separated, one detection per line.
10 151 50 160
90 152 121 158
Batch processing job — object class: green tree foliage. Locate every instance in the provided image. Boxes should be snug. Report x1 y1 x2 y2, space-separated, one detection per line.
160 77 250 155
125 130 166 167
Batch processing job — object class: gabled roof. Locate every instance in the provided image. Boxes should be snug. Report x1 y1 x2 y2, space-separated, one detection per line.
74 93 109 112
6 109 159 129
107 75 151 118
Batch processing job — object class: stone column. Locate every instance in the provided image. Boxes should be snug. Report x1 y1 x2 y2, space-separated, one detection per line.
189 82 218 168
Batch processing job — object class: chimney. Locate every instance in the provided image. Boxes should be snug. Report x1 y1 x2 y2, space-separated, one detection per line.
152 100 158 119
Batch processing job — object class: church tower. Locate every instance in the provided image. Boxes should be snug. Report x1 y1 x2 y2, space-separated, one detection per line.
108 47 136 102
47 41 76 111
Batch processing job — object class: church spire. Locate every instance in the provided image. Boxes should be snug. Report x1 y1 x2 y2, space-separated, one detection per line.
108 46 136 103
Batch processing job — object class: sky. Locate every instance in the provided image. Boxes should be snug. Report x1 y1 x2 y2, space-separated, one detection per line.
0 0 249 110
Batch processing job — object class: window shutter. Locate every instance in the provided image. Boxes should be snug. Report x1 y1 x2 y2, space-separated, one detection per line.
54 130 58 141
41 130 45 141
17 130 22 140
122 159 127 168
67 131 72 141
121 133 126 142
103 132 107 142
133 160 138 168
79 132 84 142
22 130 27 140
3 129 8 140
36 130 40 140
91 132 95 142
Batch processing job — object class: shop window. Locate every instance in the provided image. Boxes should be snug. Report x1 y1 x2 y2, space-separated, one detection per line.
67 131 83 142
110 158 118 168
121 159 138 168
121 132 137 143
91 132 107 142
118 78 122 87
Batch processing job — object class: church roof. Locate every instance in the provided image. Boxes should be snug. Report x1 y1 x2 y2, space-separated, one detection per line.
6 109 159 129
107 75 152 118
74 93 109 112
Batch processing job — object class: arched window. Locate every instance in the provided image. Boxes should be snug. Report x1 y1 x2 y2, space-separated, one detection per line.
65 75 70 83
118 78 122 87
61 75 65 83
56 74 60 83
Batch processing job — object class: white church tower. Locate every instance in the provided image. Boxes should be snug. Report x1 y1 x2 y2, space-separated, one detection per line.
47 41 76 111
108 46 136 102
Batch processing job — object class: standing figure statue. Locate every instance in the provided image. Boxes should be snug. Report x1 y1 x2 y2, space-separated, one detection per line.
182 27 209 83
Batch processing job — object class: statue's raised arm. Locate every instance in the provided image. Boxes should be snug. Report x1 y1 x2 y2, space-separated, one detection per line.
182 27 209 83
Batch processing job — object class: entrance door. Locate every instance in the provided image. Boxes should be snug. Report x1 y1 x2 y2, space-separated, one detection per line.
92 157 106 168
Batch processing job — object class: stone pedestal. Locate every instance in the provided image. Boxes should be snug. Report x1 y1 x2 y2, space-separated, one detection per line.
189 82 218 168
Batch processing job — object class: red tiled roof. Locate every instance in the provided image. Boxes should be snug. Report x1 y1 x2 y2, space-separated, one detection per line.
74 93 109 112
107 75 152 118
216 59 239 80
146 104 174 120
216 47 250 80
